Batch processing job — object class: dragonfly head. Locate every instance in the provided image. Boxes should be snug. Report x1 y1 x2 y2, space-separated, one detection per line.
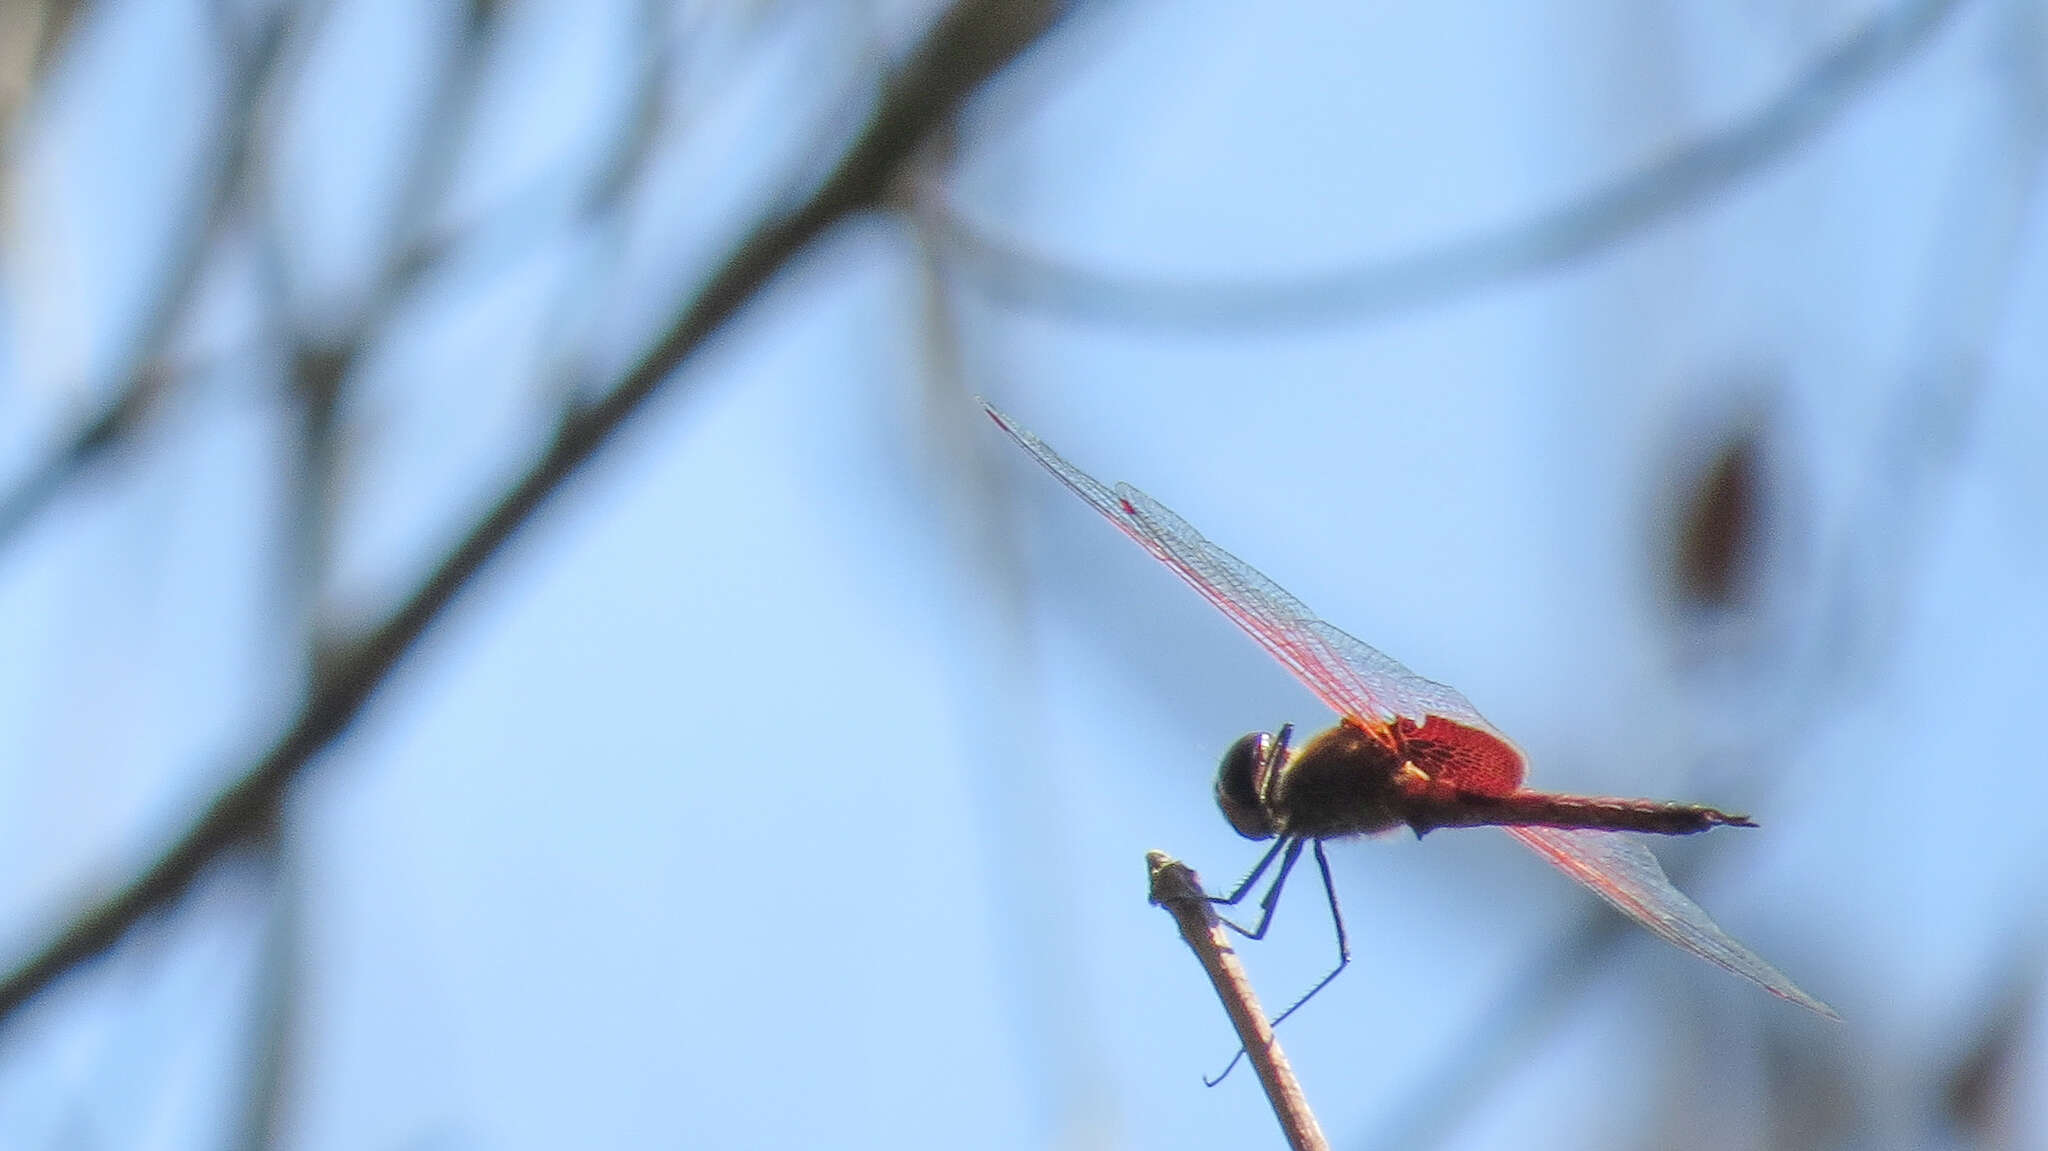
1215 727 1288 840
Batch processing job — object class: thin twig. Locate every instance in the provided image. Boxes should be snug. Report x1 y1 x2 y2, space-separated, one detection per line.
933 0 1966 330
1148 851 1330 1151
0 0 1069 1032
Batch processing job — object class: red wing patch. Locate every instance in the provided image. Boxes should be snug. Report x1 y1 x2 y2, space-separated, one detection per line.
1395 715 1525 796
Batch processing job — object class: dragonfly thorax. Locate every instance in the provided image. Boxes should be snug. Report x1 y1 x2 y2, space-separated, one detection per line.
1216 722 1412 840
1266 722 1412 839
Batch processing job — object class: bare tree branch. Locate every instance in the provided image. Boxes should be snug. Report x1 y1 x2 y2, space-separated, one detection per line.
931 0 1967 330
0 0 1067 1032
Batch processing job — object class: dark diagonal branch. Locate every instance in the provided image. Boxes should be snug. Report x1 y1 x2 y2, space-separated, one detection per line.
1148 852 1329 1151
0 0 1066 1031
933 0 1966 330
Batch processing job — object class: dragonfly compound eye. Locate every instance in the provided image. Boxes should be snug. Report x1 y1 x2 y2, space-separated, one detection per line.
1215 731 1278 840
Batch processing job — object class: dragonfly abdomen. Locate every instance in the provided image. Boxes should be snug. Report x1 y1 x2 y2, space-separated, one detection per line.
1406 792 1756 837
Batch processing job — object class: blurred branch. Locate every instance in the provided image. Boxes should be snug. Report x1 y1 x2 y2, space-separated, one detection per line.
0 0 87 132
330 0 500 344
520 0 678 407
0 0 298 561
1148 853 1329 1151
909 164 1123 1144
229 816 297 1151
0 366 163 546
931 0 1966 331
225 6 564 1143
1937 937 2042 1146
1354 867 1649 1151
25 0 86 77
222 102 348 1151
246 0 502 586
0 0 481 571
0 0 1068 1031
377 1 673 302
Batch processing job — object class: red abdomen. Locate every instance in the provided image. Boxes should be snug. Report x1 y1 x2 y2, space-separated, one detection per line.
1405 790 1754 836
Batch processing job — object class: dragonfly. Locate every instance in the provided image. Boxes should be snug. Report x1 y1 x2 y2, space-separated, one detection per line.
984 401 1835 1034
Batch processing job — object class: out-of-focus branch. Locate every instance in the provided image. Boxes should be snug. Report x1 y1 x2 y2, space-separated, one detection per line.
1937 936 2041 1145
326 0 499 345
519 0 678 409
377 0 671 306
27 0 86 77
226 140 341 1151
229 811 296 1151
1354 869 1645 1151
0 366 161 547
0 0 298 560
0 0 1067 1031
0 0 470 572
0 0 87 134
909 155 1123 1145
932 0 1966 330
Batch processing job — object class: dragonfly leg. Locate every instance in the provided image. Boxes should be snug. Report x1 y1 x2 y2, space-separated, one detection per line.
1216 838 1304 940
1209 836 1290 907
1205 840 1352 1087
1266 840 1352 1029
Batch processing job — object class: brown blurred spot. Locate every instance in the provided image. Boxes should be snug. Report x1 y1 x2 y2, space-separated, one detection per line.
1674 430 1762 612
1943 957 2041 1144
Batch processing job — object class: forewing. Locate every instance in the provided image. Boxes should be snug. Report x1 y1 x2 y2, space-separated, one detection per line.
1508 827 1837 1018
989 404 1826 1014
985 402 1499 734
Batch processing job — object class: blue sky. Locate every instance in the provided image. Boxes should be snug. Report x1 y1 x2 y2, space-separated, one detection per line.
0 0 2043 1148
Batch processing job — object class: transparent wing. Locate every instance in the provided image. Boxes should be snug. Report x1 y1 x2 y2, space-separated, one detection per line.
985 402 1497 732
986 403 1829 1017
1508 827 1837 1018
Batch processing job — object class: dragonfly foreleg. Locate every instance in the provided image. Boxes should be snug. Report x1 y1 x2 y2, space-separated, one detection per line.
1216 837 1304 940
1209 835 1291 907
